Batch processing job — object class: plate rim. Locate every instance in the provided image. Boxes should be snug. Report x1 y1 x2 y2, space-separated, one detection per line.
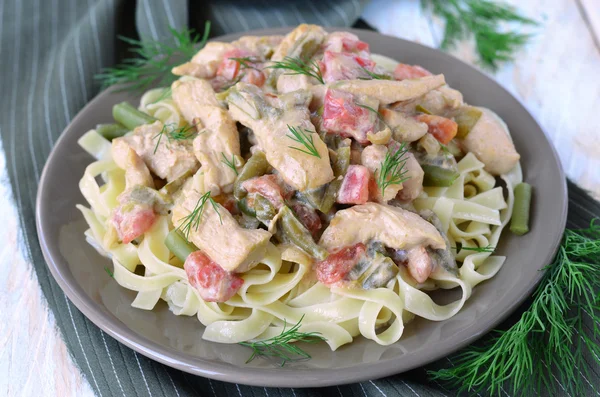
35 27 568 388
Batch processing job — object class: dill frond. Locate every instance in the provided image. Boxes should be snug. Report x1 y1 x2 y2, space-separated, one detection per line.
95 22 211 91
377 143 410 196
421 0 537 70
176 192 221 240
267 56 324 84
221 152 239 175
286 125 321 158
239 315 326 366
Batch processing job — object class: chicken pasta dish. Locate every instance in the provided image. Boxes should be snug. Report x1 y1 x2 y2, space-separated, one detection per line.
77 25 527 352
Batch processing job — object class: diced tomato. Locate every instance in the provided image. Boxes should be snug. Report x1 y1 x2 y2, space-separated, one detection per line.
242 174 286 209
321 51 376 83
292 203 322 236
337 165 370 205
315 243 367 285
213 195 238 215
393 63 432 81
322 89 376 144
415 114 458 145
324 32 370 57
184 251 244 302
111 204 157 244
217 49 253 79
241 69 266 87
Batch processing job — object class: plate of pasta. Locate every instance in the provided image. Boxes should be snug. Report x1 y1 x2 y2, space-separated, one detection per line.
36 26 567 387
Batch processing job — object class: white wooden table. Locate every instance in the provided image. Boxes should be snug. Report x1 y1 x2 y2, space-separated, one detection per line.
1 2 599 395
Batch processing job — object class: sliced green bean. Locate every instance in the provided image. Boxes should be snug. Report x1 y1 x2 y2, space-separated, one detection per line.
278 206 328 260
233 151 269 200
332 146 351 176
301 178 341 214
96 123 128 140
237 197 257 217
510 183 532 236
415 104 432 115
165 229 198 262
112 102 156 130
454 106 483 138
422 164 460 187
254 194 276 226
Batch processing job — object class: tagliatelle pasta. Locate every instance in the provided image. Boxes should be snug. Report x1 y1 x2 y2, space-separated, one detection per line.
76 24 526 353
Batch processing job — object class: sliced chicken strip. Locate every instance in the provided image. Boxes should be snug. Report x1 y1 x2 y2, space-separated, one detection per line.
331 74 446 105
226 83 333 191
172 78 241 195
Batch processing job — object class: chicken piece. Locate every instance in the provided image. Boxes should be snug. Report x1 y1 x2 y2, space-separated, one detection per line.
380 108 428 142
271 24 327 62
114 121 199 182
405 246 433 283
111 139 154 189
396 152 424 202
331 75 446 105
277 74 313 94
242 174 287 209
393 85 464 115
172 190 272 273
319 202 446 252
172 35 283 78
172 78 241 194
226 83 333 191
360 144 403 203
461 107 520 175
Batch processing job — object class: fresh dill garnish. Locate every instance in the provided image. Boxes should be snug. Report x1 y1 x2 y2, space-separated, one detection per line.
267 56 324 84
377 143 410 196
228 56 261 70
221 152 239 175
95 22 211 91
220 73 245 91
177 192 222 240
358 67 391 80
239 315 326 366
104 266 114 278
153 123 197 153
286 125 321 158
453 244 495 253
421 0 537 70
429 220 600 396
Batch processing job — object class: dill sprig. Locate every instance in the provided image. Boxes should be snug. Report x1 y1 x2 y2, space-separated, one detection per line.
104 266 114 278
356 103 390 130
220 73 245 91
359 67 392 80
267 56 324 84
239 315 327 367
229 56 261 70
454 244 495 253
421 0 537 70
221 152 239 175
286 125 321 158
429 220 600 396
177 192 222 240
377 143 410 196
153 123 197 153
95 22 211 91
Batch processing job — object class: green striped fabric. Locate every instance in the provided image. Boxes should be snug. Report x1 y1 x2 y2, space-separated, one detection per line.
1 0 599 396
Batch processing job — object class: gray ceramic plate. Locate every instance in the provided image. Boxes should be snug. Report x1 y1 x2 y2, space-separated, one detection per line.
36 28 567 388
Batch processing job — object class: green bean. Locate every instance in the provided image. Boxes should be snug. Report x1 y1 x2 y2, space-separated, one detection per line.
254 194 276 226
96 123 128 140
233 151 269 200
165 229 198 262
360 255 398 289
278 206 328 260
237 197 257 217
301 178 340 214
422 164 460 187
510 182 532 236
454 106 483 138
415 104 432 115
332 146 351 176
112 102 156 130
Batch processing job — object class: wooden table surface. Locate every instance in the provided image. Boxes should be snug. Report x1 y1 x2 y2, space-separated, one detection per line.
1 1 599 396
